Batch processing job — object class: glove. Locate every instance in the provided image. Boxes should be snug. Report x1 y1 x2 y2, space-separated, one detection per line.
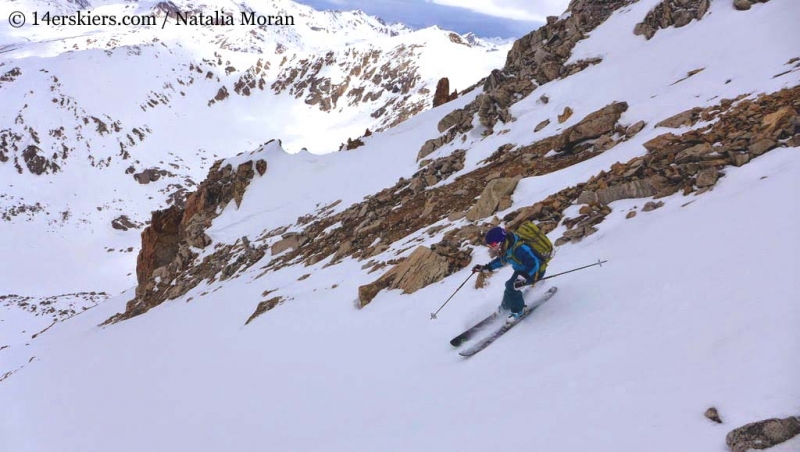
513 276 532 289
472 264 490 273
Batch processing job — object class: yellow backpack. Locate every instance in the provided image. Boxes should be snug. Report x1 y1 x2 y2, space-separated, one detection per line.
511 221 554 273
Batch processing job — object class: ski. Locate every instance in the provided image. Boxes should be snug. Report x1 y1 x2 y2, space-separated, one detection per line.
459 286 558 358
450 311 500 347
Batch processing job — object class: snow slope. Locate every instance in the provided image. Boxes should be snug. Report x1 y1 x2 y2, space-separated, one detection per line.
2 146 797 452
1 0 799 451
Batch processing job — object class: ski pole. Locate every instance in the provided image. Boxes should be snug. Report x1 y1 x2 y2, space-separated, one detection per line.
430 272 475 320
540 259 608 281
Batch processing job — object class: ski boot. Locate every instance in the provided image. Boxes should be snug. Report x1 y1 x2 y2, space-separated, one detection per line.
506 306 527 324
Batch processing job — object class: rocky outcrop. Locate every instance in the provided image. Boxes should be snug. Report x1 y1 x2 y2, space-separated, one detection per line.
655 107 704 129
0 67 22 85
576 176 666 205
733 0 771 11
505 86 799 248
505 0 634 85
111 215 141 231
562 58 603 78
233 59 268 96
762 106 798 135
555 203 611 246
271 233 309 255
2 292 108 325
245 296 284 325
634 0 711 40
22 146 60 175
357 241 472 307
135 207 183 287
208 86 229 106
357 268 397 308
432 77 456 108
343 137 365 151
412 150 466 191
256 159 267 176
674 143 715 163
133 168 174 184
627 121 647 137
437 109 470 134
642 201 664 212
466 176 522 221
106 158 267 323
726 417 800 452
695 168 719 188
422 0 633 143
389 246 450 294
268 43 443 131
340 129 373 152
476 77 535 128
554 102 629 153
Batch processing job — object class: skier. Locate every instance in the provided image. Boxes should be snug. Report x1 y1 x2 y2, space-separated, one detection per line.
472 225 550 322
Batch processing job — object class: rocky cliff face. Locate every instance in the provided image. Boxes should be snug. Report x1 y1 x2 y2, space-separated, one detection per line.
504 0 633 85
417 0 635 160
107 155 268 322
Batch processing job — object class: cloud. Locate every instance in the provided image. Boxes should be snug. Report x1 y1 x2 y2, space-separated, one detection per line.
293 0 551 38
427 0 570 22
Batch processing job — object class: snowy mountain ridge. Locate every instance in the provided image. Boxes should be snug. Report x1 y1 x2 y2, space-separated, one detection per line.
1 0 799 451
0 0 509 299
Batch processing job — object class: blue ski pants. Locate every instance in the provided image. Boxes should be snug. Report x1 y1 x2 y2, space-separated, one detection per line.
501 272 526 314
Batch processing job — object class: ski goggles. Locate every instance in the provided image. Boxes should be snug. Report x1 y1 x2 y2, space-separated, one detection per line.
487 241 502 250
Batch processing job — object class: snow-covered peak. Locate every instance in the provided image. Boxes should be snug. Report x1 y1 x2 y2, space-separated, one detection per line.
0 0 509 300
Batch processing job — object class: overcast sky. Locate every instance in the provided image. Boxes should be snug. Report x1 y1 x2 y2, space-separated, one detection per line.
294 0 572 38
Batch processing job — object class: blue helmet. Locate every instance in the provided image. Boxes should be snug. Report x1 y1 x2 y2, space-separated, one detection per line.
485 226 507 246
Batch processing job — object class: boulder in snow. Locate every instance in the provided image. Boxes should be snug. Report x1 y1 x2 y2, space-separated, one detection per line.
466 176 522 221
535 119 551 132
358 268 398 308
726 416 800 452
388 246 450 294
695 169 719 188
558 106 574 124
576 176 665 205
655 107 704 129
704 407 723 424
555 102 629 151
271 233 309 256
245 297 284 325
